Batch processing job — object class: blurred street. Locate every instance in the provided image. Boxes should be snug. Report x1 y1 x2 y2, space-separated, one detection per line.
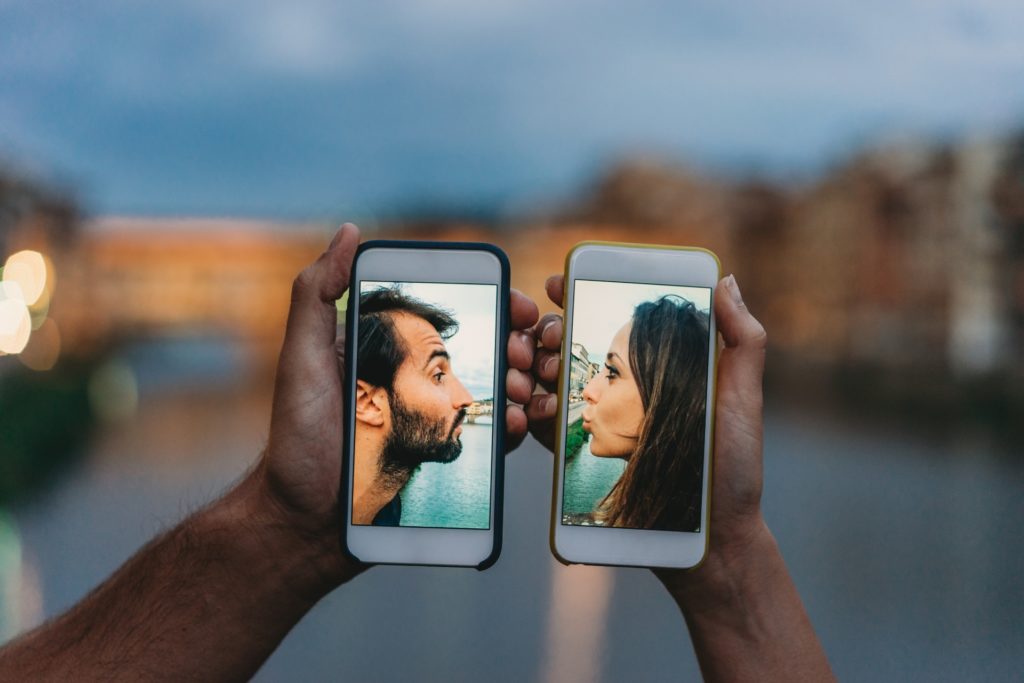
3 380 1020 681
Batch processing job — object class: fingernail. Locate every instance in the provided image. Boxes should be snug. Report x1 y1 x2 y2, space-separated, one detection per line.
543 356 559 375
541 320 559 344
725 274 744 306
329 223 357 249
540 395 555 414
518 331 533 347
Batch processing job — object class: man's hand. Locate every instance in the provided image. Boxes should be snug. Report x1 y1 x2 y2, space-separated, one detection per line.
0 225 542 682
257 224 540 588
525 273 834 682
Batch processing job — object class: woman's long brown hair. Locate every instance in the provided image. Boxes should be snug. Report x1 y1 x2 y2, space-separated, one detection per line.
597 295 710 531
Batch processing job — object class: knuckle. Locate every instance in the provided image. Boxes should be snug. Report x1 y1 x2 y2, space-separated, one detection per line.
291 267 316 298
745 320 768 349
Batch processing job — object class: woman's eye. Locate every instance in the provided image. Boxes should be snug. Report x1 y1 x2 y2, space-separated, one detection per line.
604 363 618 380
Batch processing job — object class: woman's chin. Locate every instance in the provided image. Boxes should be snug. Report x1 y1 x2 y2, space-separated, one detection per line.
589 441 628 459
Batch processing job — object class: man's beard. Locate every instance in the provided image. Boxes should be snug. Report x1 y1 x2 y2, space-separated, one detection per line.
380 392 467 479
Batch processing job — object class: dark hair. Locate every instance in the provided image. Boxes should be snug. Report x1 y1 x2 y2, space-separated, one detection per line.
598 295 710 531
357 286 458 390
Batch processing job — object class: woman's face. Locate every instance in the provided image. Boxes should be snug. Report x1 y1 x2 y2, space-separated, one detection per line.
581 320 644 458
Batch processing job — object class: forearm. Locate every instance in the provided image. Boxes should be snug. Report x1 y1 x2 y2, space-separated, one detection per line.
0 471 355 682
663 519 834 682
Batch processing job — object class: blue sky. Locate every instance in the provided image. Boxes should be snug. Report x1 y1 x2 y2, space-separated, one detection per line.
1 1 1023 218
571 280 711 364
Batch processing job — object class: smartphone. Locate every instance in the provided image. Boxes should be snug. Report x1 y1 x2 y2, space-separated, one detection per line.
550 242 720 568
341 240 509 568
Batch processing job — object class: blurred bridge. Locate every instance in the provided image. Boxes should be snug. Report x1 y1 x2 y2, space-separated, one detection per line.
465 398 493 424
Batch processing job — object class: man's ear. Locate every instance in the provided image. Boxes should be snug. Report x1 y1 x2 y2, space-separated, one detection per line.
355 379 388 427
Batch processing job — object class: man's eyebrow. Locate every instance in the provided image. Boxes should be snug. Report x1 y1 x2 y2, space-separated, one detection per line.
423 348 450 370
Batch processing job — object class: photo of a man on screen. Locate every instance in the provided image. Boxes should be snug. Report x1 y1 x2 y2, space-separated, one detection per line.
351 285 476 526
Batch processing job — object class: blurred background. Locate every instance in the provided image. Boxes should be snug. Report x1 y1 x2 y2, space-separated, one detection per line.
1 1 1022 680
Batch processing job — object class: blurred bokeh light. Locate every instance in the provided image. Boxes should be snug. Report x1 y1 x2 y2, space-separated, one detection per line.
0 296 31 355
2 251 48 307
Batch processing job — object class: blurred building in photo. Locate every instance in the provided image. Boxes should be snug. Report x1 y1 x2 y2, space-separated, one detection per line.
568 342 599 401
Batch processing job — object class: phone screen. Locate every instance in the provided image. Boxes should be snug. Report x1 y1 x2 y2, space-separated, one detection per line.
351 280 498 530
561 279 713 532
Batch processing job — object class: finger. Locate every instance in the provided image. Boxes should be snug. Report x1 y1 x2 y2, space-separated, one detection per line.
525 393 558 453
545 275 565 309
715 274 767 413
534 313 564 351
511 288 540 332
525 392 557 421
334 325 347 373
533 348 561 390
507 331 535 372
505 404 528 454
506 367 535 405
282 224 360 353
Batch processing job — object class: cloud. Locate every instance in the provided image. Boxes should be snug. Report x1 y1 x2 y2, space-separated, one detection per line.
1 1 1022 214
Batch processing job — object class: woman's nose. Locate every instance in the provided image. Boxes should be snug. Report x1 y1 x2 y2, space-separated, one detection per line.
582 376 599 404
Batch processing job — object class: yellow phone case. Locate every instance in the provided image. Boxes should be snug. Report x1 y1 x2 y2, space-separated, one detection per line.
548 240 722 568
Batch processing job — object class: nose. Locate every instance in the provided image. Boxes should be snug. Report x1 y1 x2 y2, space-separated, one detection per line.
451 374 473 408
581 375 599 404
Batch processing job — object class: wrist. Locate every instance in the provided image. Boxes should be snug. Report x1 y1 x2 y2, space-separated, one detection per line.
657 514 777 617
203 468 362 604
659 516 837 680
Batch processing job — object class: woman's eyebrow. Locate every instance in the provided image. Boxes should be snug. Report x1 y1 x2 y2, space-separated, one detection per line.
606 352 624 364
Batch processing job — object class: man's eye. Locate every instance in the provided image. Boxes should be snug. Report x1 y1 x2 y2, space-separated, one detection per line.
433 372 446 383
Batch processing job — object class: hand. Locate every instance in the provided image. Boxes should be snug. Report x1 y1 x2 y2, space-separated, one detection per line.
255 224 540 589
526 274 768 599
654 274 767 602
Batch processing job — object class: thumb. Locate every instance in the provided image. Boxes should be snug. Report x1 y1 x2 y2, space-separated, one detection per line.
714 275 767 416
283 223 360 354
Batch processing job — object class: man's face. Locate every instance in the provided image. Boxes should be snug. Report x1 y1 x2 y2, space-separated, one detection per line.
380 312 474 475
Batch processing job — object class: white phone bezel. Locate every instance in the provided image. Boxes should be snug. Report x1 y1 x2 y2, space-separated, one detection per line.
552 243 719 568
345 246 502 567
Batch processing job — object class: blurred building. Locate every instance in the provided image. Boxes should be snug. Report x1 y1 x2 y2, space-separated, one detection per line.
544 137 1024 399
7 133 1023 404
764 136 1023 389
0 169 77 257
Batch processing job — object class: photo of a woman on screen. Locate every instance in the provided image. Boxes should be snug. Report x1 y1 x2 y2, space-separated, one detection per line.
565 293 710 531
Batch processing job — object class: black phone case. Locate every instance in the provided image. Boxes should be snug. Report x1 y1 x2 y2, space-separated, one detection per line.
340 239 510 570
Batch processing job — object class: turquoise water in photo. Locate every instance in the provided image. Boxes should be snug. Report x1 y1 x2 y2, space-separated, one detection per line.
563 432 627 517
400 419 492 529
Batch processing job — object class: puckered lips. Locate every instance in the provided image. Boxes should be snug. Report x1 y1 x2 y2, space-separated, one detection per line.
451 408 467 438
